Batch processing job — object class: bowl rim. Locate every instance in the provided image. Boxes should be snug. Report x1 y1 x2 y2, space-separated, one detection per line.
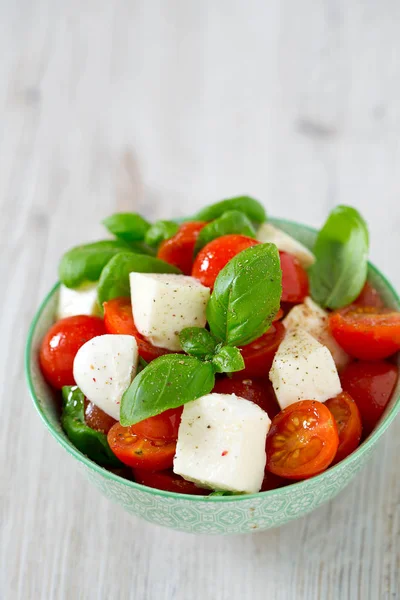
25 218 400 502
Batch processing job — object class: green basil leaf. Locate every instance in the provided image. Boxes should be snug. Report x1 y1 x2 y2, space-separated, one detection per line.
97 252 182 306
179 327 219 359
61 386 122 467
137 356 148 373
193 196 266 224
194 210 256 255
212 346 245 373
120 355 215 425
309 205 369 309
207 243 282 346
127 241 157 256
145 220 180 247
102 212 151 242
58 240 135 288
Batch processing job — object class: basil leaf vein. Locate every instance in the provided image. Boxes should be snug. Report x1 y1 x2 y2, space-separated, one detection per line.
120 355 215 425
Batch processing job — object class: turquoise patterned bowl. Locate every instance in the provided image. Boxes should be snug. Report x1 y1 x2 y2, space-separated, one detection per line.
25 219 400 534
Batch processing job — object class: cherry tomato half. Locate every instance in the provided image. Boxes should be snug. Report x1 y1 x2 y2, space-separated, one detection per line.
279 251 309 304
329 306 400 360
130 407 183 441
132 469 208 495
39 315 106 389
266 400 339 480
340 361 398 437
238 321 286 378
191 234 259 288
212 376 281 418
354 281 385 309
103 297 171 363
157 221 206 275
107 423 176 470
84 400 117 435
324 392 362 464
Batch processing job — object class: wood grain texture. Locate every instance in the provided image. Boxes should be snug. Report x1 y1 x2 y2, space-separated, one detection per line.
1 1 399 598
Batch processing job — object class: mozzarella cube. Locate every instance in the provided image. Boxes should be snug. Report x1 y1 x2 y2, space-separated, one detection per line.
283 297 350 370
256 223 315 268
130 273 210 351
269 328 342 410
57 283 100 320
73 334 138 420
173 393 271 493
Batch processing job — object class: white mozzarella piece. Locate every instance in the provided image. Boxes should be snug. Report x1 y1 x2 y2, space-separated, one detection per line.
73 334 138 420
283 297 350 370
256 223 315 268
269 328 342 410
57 283 100 320
173 393 271 493
130 273 210 351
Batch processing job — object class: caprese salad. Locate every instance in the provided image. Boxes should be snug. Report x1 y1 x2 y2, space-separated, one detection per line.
38 197 400 495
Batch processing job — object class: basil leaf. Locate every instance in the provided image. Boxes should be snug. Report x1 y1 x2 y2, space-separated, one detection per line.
207 243 282 346
194 210 256 255
127 241 157 256
59 240 134 288
208 491 242 497
179 327 219 359
120 355 215 425
212 346 245 374
97 252 181 306
145 220 179 247
102 212 151 242
61 386 122 467
309 205 369 309
193 196 266 224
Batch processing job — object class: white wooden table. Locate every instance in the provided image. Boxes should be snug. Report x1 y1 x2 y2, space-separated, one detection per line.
1 2 399 598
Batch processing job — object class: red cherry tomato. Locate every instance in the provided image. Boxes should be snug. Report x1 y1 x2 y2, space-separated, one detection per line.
191 234 259 288
212 376 280 418
132 469 208 495
324 392 362 464
261 471 288 492
279 251 309 304
329 306 400 360
107 423 176 470
340 361 398 437
39 315 106 389
354 281 385 308
238 321 286 378
84 400 117 434
157 221 206 275
103 297 171 363
130 407 183 441
266 400 339 480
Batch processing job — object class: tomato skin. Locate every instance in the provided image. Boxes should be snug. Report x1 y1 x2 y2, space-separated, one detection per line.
340 361 398 437
157 221 206 275
354 282 385 309
261 471 288 492
266 400 339 480
212 376 281 418
329 306 400 360
130 407 183 441
237 321 286 378
84 400 117 434
324 392 362 464
107 423 176 470
191 234 259 288
279 251 309 304
39 315 106 389
103 297 171 362
132 469 208 495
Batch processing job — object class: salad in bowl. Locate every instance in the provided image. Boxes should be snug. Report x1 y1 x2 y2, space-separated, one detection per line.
27 197 400 531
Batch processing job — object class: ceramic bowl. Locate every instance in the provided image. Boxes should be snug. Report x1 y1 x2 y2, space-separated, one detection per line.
25 219 400 534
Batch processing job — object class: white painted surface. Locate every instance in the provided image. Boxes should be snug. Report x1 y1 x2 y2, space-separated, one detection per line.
1 1 399 599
